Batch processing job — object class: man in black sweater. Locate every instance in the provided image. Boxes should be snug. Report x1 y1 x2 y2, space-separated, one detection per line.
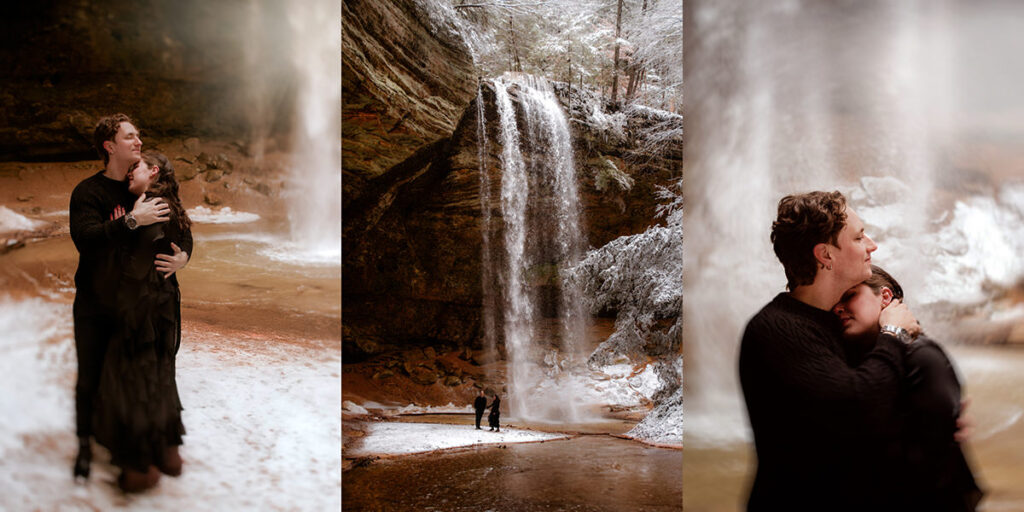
69 114 190 480
473 389 488 429
738 191 920 511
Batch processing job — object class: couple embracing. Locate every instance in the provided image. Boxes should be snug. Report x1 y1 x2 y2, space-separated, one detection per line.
739 191 983 511
69 114 193 492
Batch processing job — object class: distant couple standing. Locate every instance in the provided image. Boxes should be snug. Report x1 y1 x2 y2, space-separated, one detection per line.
69 114 193 492
739 190 982 511
473 390 501 432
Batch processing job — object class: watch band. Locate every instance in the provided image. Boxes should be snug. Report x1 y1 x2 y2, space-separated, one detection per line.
881 324 911 343
125 212 138 230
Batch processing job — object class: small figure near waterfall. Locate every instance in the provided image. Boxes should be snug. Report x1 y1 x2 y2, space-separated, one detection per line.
738 191 921 510
832 266 983 510
488 393 501 432
473 389 488 430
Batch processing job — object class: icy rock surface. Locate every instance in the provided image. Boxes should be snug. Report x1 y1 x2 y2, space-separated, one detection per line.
627 386 682 446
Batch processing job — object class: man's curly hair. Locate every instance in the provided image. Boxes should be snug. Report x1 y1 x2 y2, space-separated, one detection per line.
771 190 848 290
92 113 133 165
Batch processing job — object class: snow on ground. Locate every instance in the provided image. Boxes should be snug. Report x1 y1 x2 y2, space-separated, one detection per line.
627 387 682 446
391 403 473 415
348 422 568 456
0 205 48 234
343 400 369 414
0 294 341 511
186 206 260 224
344 401 475 416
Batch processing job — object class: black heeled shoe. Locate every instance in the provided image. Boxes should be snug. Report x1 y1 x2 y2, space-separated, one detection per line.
73 438 91 480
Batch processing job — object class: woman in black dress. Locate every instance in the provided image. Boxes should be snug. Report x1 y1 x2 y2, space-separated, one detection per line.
832 265 983 511
93 151 191 492
488 394 501 432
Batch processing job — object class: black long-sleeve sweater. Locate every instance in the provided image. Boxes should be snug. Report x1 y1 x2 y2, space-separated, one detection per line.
855 336 983 511
70 172 136 309
70 171 193 309
738 292 907 511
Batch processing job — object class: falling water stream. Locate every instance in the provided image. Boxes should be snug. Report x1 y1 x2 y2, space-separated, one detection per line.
483 75 591 422
242 0 341 266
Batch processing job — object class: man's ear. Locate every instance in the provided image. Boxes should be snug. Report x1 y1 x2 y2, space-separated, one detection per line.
880 287 894 307
813 243 831 269
103 140 113 155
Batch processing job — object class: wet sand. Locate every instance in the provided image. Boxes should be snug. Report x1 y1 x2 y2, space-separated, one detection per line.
343 435 682 511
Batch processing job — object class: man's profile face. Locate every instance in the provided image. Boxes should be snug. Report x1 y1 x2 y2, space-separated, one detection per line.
828 207 877 288
106 122 142 165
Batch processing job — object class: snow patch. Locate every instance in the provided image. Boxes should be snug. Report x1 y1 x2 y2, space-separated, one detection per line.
0 206 48 234
186 206 260 224
343 401 369 415
348 422 568 456
627 364 663 400
628 387 682 446
394 403 474 415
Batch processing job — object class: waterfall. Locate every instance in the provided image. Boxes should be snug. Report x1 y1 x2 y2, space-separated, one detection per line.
484 75 589 422
283 0 341 265
477 84 498 374
684 1 1024 447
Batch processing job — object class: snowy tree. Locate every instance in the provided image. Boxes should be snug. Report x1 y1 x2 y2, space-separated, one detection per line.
451 0 680 112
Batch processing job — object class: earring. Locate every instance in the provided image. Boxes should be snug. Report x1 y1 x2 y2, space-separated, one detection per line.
826 264 832 271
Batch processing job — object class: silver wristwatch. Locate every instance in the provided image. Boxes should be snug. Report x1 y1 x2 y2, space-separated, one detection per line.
881 324 911 343
125 212 138 230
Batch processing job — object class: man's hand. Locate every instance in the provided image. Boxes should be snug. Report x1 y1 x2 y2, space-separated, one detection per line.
955 397 974 443
131 192 170 226
879 299 922 337
110 205 126 221
155 242 188 279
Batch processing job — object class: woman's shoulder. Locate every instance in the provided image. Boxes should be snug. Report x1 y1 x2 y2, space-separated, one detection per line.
905 336 955 371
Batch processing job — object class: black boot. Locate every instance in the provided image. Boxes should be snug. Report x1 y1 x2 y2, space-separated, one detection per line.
73 437 91 480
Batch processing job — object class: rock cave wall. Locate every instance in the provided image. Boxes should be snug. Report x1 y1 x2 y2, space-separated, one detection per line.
342 0 682 361
0 0 300 161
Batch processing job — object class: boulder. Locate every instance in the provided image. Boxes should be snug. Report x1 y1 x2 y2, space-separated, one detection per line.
215 153 233 171
179 165 198 181
410 367 438 386
197 152 215 169
184 137 201 154
204 169 223 182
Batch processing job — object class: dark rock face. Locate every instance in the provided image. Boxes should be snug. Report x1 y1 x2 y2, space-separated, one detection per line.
340 0 681 361
342 0 478 208
344 74 682 359
0 1 299 161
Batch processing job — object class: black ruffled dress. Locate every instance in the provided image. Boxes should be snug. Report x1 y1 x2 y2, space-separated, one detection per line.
92 212 187 472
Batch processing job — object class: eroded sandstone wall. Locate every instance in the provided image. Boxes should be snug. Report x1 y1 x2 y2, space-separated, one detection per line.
343 73 682 360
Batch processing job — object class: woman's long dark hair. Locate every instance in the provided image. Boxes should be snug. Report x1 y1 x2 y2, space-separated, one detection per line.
135 151 192 234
